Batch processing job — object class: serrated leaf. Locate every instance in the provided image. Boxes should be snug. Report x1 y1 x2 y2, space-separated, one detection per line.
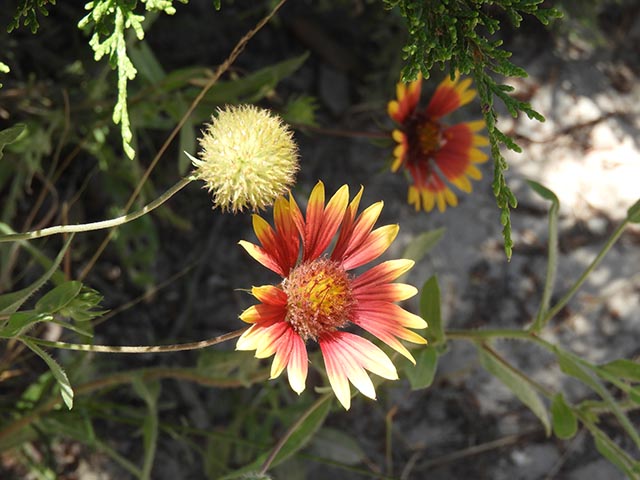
420 276 444 344
22 338 73 409
0 234 75 314
404 346 438 390
551 393 578 439
600 359 640 382
401 228 445 266
35 281 83 314
479 347 550 435
0 310 51 338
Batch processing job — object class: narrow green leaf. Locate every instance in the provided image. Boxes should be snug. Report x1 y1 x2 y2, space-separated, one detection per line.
0 311 51 338
309 428 366 466
0 234 75 314
593 432 638 478
420 276 444 344
221 397 332 479
132 379 160 480
527 179 559 206
527 180 559 332
600 359 640 382
0 124 26 160
35 281 83 314
626 199 640 224
479 347 550 435
551 393 578 439
404 346 438 390
556 349 640 450
401 228 445 266
22 338 74 410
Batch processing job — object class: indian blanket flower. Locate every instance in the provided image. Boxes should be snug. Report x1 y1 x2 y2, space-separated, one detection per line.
187 105 299 213
237 182 427 409
388 73 489 212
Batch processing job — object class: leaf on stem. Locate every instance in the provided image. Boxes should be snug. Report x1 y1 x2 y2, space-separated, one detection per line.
420 276 445 344
22 338 74 410
404 346 438 390
0 234 74 315
551 393 578 439
479 346 550 435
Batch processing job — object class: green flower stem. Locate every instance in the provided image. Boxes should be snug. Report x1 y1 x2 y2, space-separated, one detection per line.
20 327 246 353
540 219 629 327
259 393 332 475
0 365 270 446
0 176 194 243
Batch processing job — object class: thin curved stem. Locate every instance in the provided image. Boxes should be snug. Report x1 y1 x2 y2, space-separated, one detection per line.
0 176 194 243
79 0 289 281
21 327 246 353
541 219 628 325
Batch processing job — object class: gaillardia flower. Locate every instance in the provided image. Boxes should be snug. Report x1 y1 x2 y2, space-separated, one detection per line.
388 73 489 212
237 182 427 409
187 105 299 213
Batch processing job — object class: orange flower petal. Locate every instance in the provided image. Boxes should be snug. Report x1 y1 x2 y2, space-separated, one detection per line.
308 184 349 260
342 224 399 270
252 285 287 306
239 240 284 276
352 259 415 289
239 303 285 324
353 283 418 302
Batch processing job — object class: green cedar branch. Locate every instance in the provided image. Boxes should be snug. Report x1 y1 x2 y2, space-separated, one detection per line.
78 0 186 159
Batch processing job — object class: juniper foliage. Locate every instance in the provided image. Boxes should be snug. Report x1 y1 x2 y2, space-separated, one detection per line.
8 0 56 33
385 0 562 258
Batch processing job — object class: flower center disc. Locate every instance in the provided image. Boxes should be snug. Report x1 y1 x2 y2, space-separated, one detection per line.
283 258 355 341
416 119 442 156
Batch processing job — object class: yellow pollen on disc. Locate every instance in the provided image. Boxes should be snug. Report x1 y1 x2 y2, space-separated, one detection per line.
416 120 442 156
283 258 355 341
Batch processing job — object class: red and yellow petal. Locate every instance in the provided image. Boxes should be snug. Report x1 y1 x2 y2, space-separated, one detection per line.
331 186 364 261
239 302 285 324
251 285 287 306
319 331 398 410
353 283 418 302
342 224 399 271
309 183 349 260
273 196 300 273
426 72 477 118
352 259 415 289
391 130 408 173
303 182 349 261
333 200 384 264
238 240 285 277
388 74 422 124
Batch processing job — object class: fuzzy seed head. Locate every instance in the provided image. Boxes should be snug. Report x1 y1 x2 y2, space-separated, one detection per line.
191 105 299 213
